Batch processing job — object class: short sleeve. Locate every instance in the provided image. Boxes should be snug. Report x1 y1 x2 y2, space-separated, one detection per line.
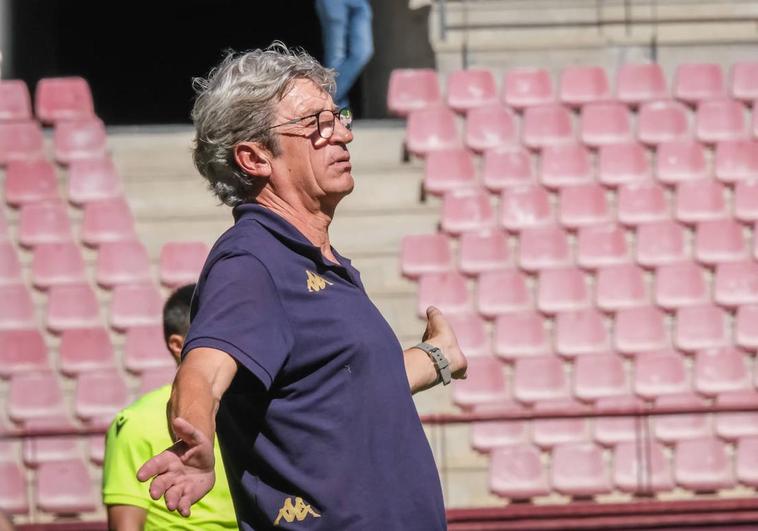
182 252 294 389
102 412 152 509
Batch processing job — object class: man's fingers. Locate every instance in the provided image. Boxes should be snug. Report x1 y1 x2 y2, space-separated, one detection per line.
137 450 176 482
178 494 194 517
148 470 179 500
164 483 184 512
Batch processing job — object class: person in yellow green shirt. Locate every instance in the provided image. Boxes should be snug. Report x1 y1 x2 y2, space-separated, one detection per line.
102 284 238 531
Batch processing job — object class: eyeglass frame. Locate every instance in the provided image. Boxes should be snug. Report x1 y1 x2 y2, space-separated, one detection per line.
264 107 353 139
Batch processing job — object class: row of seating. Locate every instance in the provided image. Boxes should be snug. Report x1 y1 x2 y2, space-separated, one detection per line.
0 77 95 124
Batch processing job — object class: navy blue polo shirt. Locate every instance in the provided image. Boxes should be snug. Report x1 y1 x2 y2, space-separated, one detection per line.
183 203 446 531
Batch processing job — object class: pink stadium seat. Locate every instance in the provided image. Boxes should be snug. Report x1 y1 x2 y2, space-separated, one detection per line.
558 183 611 228
536 267 590 314
593 395 646 446
731 61 758 102
696 99 748 144
636 221 688 268
521 104 574 149
477 269 531 318
75 370 129 420
89 434 105 465
0 213 8 241
597 142 652 187
532 399 590 448
386 69 441 116
489 444 550 499
675 437 734 491
0 121 44 164
68 155 123 206
715 139 758 183
0 79 32 121
616 63 668 106
735 181 758 223
715 390 758 440
4 159 59 207
416 271 471 318
634 349 689 399
614 441 674 494
737 436 758 486
18 200 72 248
31 241 87 289
694 347 750 396
576 224 630 269
518 225 572 271
59 327 116 376
753 104 758 138
695 219 748 266
637 101 691 145
53 117 107 164
451 355 508 409
8 372 66 422
423 147 477 195
675 180 728 224
736 305 758 350
493 311 549 360
554 309 610 358
0 284 36 330
440 189 496 235
406 107 459 157
459 230 511 276
617 182 670 226
400 233 452 279
614 306 669 355
35 76 95 124
574 352 628 401
0 242 22 285
447 312 490 358
595 263 648 312
481 146 535 192
446 69 498 113
674 63 726 104
0 461 29 515
36 457 97 514
656 140 708 185
551 443 611 496
499 184 554 232
22 418 81 467
159 241 208 288
47 284 101 333
0 329 49 378
559 66 611 107
580 102 633 146
81 197 137 246
714 260 758 307
464 104 518 152
513 355 570 403
95 240 152 288
655 393 712 443
675 304 730 351
470 403 528 452
540 143 593 188
139 366 177 395
110 283 163 330
502 68 554 109
124 324 175 373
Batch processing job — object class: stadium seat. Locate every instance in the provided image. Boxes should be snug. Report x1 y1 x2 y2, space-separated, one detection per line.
656 140 708 184
440 189 496 235
554 308 610 357
559 66 611 107
499 184 554 232
477 269 531 318
614 306 669 355
595 263 648 312
675 304 730 351
159 241 209 288
0 329 49 378
47 284 101 333
68 155 123 205
580 102 633 146
489 444 550 499
451 355 508 409
532 399 590 448
89 434 105 465
536 267 590 314
400 233 452 279
446 312 490 358
18 200 72 248
636 220 688 268
637 100 691 145
574 352 628 401
0 461 29 515
730 61 758 102
464 104 518 152
634 349 689 399
458 230 511 276
674 63 726 104
540 143 593 188
0 79 32 121
715 390 758 440
737 436 758 486
715 139 758 183
8 372 66 422
736 305 758 350
753 104 758 138
576 224 630 269
81 197 137 246
518 225 572 271
655 393 712 443
493 311 550 360
616 63 668 106
558 183 611 228
406 107 459 157
694 219 748 265
502 67 554 109
714 260 758 307
675 437 734 491
31 241 87 289
513 355 570 403
614 441 674 494
138 366 177 395
36 457 97 514
74 370 129 421
423 147 477 195
617 182 670 226
4 159 59 207
386 69 441 116
695 99 748 143
0 284 36 331
124 325 176 373
53 117 108 164
446 69 498 113
735 181 758 223
470 403 528 452
95 240 152 288
22 418 81 467
416 271 471 318
35 76 95 124
110 283 163 330
694 347 750 396
0 242 22 285
59 327 116 376
521 104 574 149
593 395 646 446
674 180 728 224
0 213 8 241
481 146 535 191
551 443 611 496
597 141 652 186
0 121 44 164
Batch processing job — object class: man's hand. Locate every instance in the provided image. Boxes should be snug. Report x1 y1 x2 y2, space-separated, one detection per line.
421 306 468 380
136 417 216 517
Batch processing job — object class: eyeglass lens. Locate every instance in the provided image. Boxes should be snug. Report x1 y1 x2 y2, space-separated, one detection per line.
317 108 353 139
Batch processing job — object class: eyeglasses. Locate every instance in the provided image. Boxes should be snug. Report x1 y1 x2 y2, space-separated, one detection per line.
265 108 353 139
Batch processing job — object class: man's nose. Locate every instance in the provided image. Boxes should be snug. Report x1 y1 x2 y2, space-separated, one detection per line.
331 118 353 144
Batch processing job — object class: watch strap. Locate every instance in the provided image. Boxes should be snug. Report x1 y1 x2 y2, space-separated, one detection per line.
415 342 452 385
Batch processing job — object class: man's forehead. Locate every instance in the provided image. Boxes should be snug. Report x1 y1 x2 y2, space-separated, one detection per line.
280 78 332 116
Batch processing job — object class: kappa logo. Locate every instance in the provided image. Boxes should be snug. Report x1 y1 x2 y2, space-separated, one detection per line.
273 496 321 526
305 270 333 293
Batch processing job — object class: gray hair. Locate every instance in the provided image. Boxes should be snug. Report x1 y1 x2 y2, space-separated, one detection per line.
191 42 336 206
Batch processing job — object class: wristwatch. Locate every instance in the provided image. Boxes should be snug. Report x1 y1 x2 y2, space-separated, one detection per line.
414 342 452 385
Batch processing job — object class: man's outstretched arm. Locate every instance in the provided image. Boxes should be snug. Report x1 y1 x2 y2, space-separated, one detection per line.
137 347 237 517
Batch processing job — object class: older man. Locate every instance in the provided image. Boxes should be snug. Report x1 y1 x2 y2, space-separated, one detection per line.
138 43 467 530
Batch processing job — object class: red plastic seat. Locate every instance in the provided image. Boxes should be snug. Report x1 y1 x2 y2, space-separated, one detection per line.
574 352 628 401
110 283 163 331
634 349 689 399
416 271 471 318
714 261 758 307
36 457 97 514
451 356 508 409
386 69 441 116
470 403 528 452
730 61 758 102
502 68 554 109
138 367 177 395
499 184 553 232
551 443 611 496
482 146 535 192
655 393 712 443
124 325 176 374
477 269 531 318
89 434 105 465
559 66 610 107
522 104 574 149
159 241 209 288
406 107 459 157
558 183 611 228
616 63 668 106
540 143 593 188
715 139 758 183
400 233 452 279
513 355 570 404
446 312 490 358
675 437 734 491
68 155 123 206
696 99 748 144
0 121 44 164
597 142 652 187
18 200 73 248
8 372 66 422
737 436 758 486
22 418 81 467
493 311 549 360
0 284 36 330
617 182 670 226
81 197 137 246
53 117 108 164
614 306 669 355
464 104 518 152
532 399 590 448
440 189 496 235
95 240 152 288
636 221 688 268
74 370 129 420
735 181 758 223
0 242 22 286
35 76 95 124
0 213 8 242
536 267 590 314
446 69 498 113
31 241 87 289
657 140 708 185
423 147 477 195
518 225 572 271
675 304 730 351
0 461 29 515
489 444 550 499
59 327 116 376
47 284 101 333
695 219 748 266
594 395 646 446
753 104 758 138
0 329 49 378
637 101 691 145
554 309 610 358
674 63 726 104
580 102 633 146
0 79 32 121
715 390 758 440
459 230 511 276
4 159 59 207
614 441 674 493
694 347 750 396
576 224 630 269
595 263 648 312
736 305 758 350
675 180 728 224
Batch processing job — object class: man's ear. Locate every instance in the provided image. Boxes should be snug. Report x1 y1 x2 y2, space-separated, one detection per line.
234 142 273 178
